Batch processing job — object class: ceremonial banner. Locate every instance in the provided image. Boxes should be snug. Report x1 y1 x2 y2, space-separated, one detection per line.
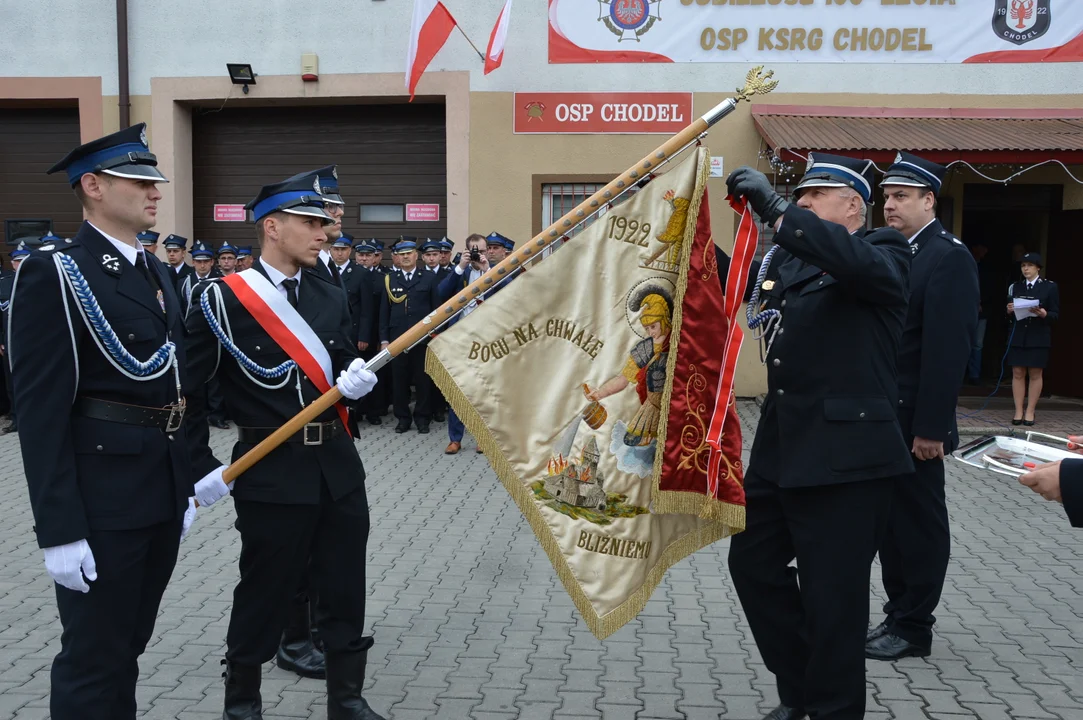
427 148 745 638
549 0 1083 65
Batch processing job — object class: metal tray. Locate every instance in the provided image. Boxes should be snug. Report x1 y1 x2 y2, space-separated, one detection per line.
952 431 1079 477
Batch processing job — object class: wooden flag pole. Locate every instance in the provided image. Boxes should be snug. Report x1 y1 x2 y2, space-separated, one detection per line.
221 67 778 486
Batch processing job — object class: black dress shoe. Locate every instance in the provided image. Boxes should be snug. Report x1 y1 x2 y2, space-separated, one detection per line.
416 423 430 434
867 620 890 642
761 704 807 720
395 422 411 434
865 632 931 661
432 411 446 423
211 419 231 430
1023 418 1036 427
366 416 382 426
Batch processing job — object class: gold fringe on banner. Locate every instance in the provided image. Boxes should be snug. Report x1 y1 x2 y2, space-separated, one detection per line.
650 151 746 530
426 348 730 640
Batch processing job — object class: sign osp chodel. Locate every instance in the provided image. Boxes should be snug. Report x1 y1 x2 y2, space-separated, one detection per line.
993 0 1051 46
514 92 692 134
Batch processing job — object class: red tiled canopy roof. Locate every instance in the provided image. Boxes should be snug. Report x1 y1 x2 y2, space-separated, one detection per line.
752 105 1083 164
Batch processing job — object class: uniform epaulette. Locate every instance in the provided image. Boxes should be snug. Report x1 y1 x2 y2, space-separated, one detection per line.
32 237 76 255
939 229 964 246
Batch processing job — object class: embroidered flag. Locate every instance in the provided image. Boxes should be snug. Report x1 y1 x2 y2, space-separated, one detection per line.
426 148 745 638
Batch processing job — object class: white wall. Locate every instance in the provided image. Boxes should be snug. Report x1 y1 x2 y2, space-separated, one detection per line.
3 0 1083 96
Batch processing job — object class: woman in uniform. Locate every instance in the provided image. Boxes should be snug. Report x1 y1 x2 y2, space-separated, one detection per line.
1006 252 1059 426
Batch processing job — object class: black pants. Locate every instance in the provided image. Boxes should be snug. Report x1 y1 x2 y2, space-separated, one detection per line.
359 344 388 419
226 482 370 665
878 456 949 647
207 376 227 424
391 349 431 424
728 470 892 720
51 519 181 720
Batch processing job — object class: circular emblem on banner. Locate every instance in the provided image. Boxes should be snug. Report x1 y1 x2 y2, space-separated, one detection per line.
610 0 649 31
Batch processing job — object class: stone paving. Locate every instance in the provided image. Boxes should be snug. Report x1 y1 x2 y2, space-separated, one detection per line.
0 400 1080 719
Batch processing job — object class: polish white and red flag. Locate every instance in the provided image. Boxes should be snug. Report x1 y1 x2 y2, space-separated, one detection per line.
406 0 458 100
484 0 513 75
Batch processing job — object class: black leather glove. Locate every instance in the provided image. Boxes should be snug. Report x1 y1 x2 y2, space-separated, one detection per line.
726 166 789 226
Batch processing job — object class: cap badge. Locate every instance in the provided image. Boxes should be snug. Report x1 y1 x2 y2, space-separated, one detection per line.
139 127 148 148
313 177 321 194
805 155 815 173
895 152 903 164
332 166 338 180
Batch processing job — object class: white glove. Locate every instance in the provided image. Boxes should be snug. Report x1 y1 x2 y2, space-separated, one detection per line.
336 358 378 400
193 466 231 507
181 497 198 542
43 540 97 593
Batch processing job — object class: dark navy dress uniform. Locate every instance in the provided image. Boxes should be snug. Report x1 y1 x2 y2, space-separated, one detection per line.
379 240 441 431
183 174 383 719
1006 254 1059 369
724 155 912 720
163 234 195 294
354 240 386 423
0 243 30 427
8 125 193 720
871 153 980 659
1063 459 1083 528
179 241 222 317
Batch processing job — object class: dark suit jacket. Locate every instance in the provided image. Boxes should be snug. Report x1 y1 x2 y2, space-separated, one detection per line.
1063 458 1083 528
9 222 193 547
1008 277 1059 348
378 267 441 344
894 219 979 452
747 206 914 488
356 267 382 348
184 259 364 505
168 263 195 294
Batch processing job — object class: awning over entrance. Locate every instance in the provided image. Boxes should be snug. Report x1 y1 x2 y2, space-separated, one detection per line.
752 106 1083 165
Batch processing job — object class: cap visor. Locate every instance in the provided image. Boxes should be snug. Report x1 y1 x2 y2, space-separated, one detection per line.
879 175 931 189
283 205 335 224
102 165 170 183
322 194 345 205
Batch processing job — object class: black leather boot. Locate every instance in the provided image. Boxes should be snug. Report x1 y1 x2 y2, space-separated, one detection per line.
276 596 325 679
222 660 263 720
326 641 387 720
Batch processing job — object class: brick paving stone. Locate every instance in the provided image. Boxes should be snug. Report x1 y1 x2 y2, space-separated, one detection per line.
0 403 1080 718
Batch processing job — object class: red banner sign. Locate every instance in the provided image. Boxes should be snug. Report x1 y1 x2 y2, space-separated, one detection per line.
514 92 693 134
214 204 247 222
405 204 441 222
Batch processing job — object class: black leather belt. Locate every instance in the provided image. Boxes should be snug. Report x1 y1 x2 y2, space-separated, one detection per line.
237 419 344 446
74 397 186 433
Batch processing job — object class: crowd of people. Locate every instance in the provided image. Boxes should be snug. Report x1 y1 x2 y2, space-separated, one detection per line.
1 123 1079 720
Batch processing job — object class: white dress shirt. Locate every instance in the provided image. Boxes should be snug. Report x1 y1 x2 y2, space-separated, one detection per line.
260 260 303 301
89 222 144 266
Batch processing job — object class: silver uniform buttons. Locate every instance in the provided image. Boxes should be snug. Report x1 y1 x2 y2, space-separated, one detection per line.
773 359 780 367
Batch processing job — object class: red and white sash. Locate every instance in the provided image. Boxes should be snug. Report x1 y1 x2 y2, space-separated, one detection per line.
222 269 350 432
704 197 759 497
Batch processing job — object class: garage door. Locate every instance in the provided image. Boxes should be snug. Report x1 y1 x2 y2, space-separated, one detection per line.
192 103 447 255
0 108 83 247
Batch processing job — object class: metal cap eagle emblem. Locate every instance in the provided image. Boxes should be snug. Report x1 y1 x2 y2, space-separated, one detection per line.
313 177 321 193
894 152 903 163
331 166 338 180
805 155 815 173
139 127 148 147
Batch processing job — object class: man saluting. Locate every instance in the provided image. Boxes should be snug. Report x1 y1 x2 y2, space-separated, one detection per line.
183 172 385 719
724 155 913 720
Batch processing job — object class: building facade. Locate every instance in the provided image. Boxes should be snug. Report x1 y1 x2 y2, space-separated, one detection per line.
3 0 1082 396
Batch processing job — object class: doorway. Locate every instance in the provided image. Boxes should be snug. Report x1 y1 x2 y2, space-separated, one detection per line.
961 183 1062 395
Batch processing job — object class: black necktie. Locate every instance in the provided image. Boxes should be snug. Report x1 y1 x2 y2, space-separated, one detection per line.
1027 283 1033 291
282 278 299 308
134 254 163 308
329 262 342 286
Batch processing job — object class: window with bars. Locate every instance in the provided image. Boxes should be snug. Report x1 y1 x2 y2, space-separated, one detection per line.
541 182 608 241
